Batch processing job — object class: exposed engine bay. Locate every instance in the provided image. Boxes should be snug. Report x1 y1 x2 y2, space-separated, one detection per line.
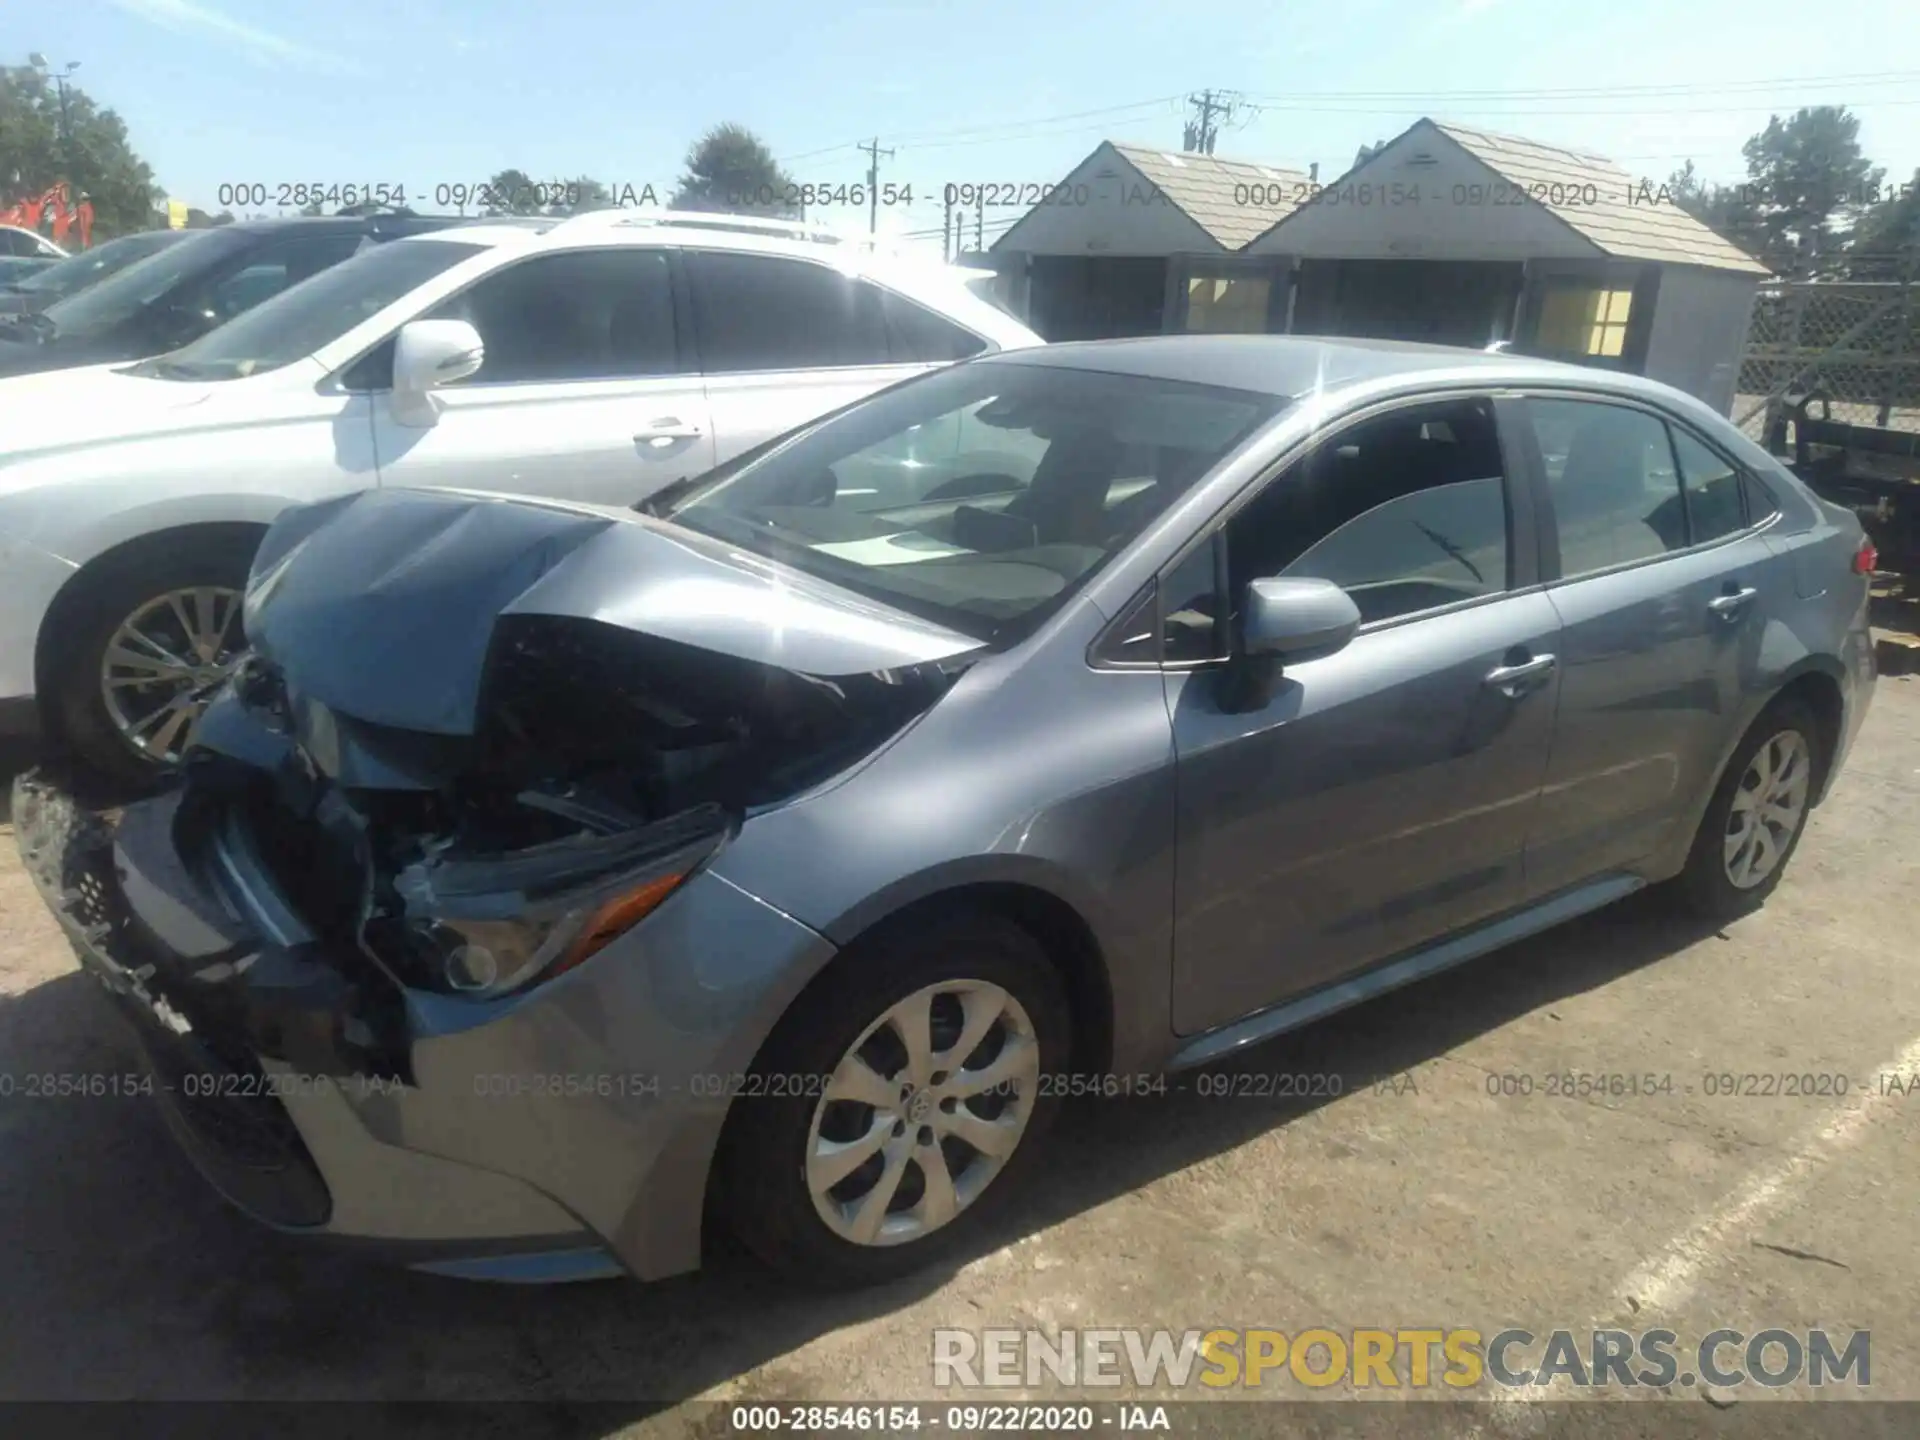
148 486 981 1079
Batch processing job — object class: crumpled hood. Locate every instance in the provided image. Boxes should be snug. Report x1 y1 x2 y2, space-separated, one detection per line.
0 361 219 460
244 487 983 735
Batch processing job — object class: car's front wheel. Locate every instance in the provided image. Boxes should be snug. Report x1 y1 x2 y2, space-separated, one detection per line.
45 530 258 789
718 910 1071 1287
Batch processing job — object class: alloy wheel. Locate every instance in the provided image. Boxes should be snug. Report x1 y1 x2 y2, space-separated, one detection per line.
805 979 1041 1248
1723 729 1812 890
98 586 246 766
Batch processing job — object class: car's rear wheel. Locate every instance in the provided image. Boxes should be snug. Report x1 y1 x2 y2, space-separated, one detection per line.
718 910 1070 1288
46 532 257 789
1675 696 1825 922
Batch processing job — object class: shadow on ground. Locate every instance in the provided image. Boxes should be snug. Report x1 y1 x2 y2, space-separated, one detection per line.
0 850 1722 1425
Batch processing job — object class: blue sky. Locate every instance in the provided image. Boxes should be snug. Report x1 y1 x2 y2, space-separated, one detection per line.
13 0 1920 248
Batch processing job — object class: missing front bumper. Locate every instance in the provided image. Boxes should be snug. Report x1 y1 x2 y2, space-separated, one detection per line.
11 769 334 1227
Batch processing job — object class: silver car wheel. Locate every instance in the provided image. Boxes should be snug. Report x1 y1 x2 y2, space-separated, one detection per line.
1723 730 1812 890
99 586 246 765
805 979 1041 1248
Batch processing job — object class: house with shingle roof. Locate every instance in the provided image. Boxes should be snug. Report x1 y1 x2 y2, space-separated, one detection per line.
1243 118 1770 411
977 120 1768 412
983 140 1316 341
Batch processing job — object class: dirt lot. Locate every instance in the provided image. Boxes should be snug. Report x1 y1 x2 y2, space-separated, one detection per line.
2 675 1917 1438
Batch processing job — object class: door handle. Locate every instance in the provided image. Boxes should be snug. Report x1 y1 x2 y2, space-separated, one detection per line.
634 417 703 448
1483 653 1557 696
1708 586 1758 620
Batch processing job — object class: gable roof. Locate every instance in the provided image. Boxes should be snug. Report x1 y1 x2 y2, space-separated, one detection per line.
1108 143 1312 249
1432 122 1767 274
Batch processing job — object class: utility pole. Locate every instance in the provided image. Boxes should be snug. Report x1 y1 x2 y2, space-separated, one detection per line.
859 137 894 236
28 54 82 186
943 189 955 262
1184 89 1237 155
975 197 983 252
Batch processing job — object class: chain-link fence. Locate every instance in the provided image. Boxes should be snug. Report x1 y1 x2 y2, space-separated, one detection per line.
1734 276 1920 441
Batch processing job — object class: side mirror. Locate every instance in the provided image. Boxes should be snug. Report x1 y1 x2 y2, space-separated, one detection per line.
389 319 483 425
1218 577 1359 715
1242 577 1362 661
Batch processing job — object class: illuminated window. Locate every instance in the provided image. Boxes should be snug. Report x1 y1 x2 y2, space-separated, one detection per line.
1534 285 1634 359
1185 274 1271 334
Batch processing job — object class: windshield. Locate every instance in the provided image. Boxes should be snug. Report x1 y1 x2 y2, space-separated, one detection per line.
668 359 1285 642
13 231 188 300
137 238 486 381
37 229 246 338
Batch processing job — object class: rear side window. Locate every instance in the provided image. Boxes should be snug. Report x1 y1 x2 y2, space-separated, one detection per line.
1524 398 1686 578
1670 426 1746 545
686 250 896 372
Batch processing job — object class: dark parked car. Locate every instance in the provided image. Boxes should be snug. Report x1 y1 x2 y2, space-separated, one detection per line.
13 337 1877 1290
0 214 463 377
0 255 56 285
0 229 190 319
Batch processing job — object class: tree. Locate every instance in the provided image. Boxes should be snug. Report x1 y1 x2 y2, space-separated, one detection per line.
1849 168 1920 279
547 175 612 216
1665 159 1762 258
671 124 795 216
0 63 159 238
484 167 543 216
1737 106 1884 277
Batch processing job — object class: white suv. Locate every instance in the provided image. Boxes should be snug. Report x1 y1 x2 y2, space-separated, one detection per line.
0 212 1039 781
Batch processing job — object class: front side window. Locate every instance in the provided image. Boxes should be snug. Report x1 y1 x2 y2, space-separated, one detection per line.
1524 398 1686 578
668 360 1284 642
426 247 680 385
687 250 895 372
1226 398 1511 626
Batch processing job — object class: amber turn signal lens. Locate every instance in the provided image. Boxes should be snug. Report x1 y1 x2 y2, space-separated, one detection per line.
554 871 687 976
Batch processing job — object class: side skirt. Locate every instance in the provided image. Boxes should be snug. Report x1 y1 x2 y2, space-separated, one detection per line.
1167 873 1645 1072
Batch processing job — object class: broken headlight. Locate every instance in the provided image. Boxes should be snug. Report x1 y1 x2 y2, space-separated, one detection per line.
407 870 686 998
390 803 728 1001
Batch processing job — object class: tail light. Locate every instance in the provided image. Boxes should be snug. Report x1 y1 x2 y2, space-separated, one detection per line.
1852 536 1877 576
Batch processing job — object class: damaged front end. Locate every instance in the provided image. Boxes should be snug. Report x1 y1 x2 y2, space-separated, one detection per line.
15 487 978 1262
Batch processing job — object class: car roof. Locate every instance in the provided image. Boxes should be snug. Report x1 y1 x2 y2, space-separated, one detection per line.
985 334 1602 398
219 213 467 237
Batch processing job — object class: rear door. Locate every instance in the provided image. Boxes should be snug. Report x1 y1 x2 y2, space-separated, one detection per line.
683 249 983 466
367 247 714 504
1167 393 1563 1035
1511 393 1785 897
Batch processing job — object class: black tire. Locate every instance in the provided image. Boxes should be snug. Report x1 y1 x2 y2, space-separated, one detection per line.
717 908 1072 1289
1674 696 1826 923
44 530 259 792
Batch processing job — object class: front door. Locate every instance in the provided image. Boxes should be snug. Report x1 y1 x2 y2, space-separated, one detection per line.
1169 395 1562 1036
369 247 714 505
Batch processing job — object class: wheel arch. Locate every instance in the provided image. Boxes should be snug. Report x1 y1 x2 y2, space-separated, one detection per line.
33 517 273 705
1659 655 1850 881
